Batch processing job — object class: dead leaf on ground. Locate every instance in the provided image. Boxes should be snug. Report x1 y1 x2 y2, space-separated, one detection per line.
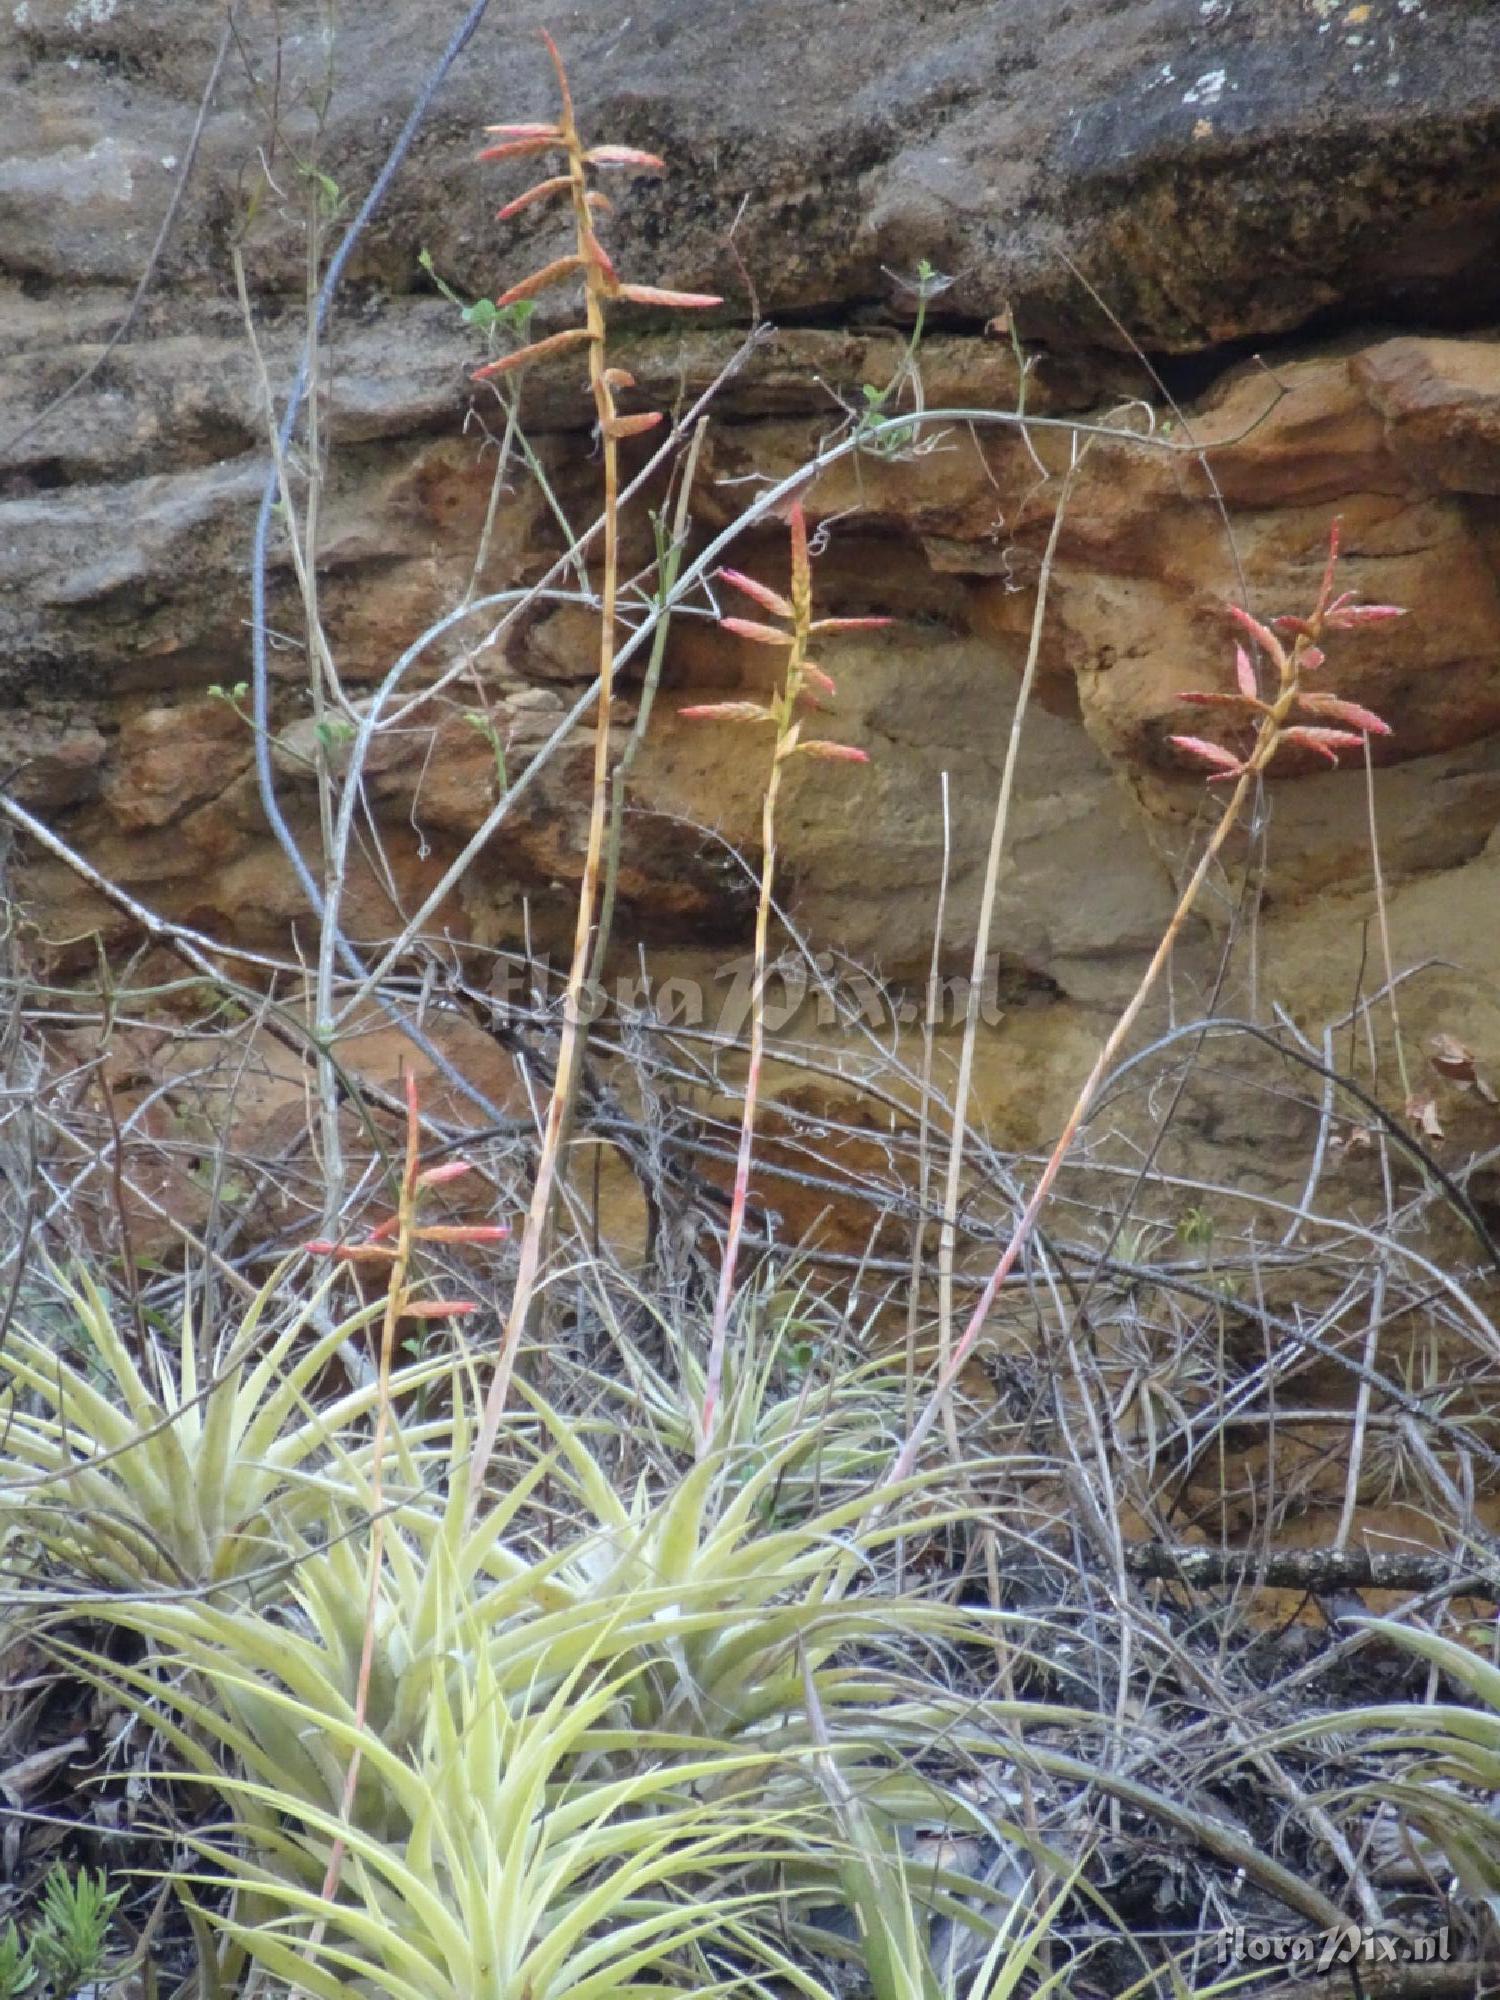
1406 1090 1446 1143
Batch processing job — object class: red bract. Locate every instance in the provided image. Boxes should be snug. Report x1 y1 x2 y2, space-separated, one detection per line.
496 174 572 221
1170 734 1247 779
496 254 585 306
1324 603 1406 629
1226 603 1284 660
477 135 563 163
720 568 794 619
679 701 777 724
411 1224 510 1245
585 144 667 170
810 616 895 635
722 616 794 647
304 1239 396 1263
1296 692 1391 736
604 411 663 440
1280 725 1369 764
1177 690 1266 713
794 740 870 763
472 326 592 381
611 282 722 309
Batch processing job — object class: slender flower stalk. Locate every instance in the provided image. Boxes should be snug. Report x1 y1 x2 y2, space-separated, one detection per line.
465 35 721 1520
883 519 1403 1488
684 505 886 1455
302 1074 502 1909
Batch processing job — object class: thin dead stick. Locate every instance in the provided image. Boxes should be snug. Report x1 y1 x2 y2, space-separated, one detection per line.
906 767 952 1466
1363 733 1411 1105
936 461 1076 1458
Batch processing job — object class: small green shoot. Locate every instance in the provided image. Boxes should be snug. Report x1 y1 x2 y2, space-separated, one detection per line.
31 1868 121 1997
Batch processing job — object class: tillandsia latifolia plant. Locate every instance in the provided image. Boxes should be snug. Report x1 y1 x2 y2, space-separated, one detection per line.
881 518 1405 1486
679 502 890 1454
464 32 721 1513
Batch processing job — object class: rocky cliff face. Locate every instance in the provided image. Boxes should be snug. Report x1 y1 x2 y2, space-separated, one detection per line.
3 0 1500 1235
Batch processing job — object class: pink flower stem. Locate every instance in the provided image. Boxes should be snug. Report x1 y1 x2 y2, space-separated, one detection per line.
883 605 1327 1492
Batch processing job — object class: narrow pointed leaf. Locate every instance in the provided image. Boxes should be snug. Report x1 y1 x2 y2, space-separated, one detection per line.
482 122 563 139
794 739 869 764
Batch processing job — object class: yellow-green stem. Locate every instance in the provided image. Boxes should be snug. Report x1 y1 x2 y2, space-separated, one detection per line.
466 81 620 1523
699 744 784 1454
